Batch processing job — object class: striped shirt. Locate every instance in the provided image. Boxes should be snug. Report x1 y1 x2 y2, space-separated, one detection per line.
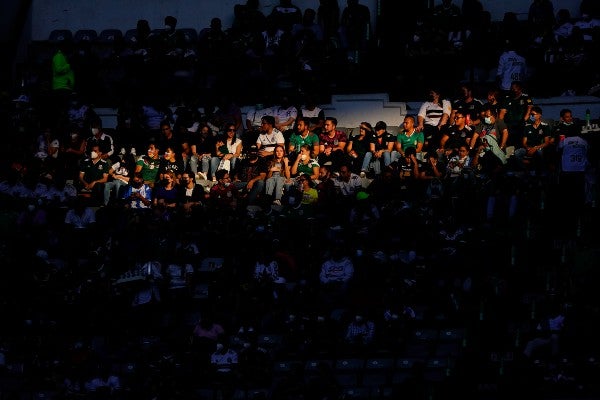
418 100 451 126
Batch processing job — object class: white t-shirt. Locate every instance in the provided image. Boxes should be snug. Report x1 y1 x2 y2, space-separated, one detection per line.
257 129 285 150
559 136 589 172
275 105 298 131
497 50 527 91
246 106 276 128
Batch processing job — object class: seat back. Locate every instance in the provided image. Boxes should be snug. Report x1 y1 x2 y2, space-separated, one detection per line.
73 29 98 43
49 29 72 43
98 29 123 43
123 28 138 45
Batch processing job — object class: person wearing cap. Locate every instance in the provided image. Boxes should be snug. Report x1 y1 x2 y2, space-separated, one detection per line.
367 120 396 176
346 121 373 176
233 145 268 207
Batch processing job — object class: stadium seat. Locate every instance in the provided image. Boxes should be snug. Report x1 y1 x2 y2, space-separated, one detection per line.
73 29 98 44
49 29 72 43
178 28 198 45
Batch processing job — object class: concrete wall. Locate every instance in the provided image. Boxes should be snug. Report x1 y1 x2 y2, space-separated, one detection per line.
96 93 600 130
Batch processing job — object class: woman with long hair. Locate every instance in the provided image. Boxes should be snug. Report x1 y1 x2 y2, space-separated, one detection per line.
265 144 291 206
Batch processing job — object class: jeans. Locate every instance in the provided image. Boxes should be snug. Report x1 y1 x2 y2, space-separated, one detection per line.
364 151 393 175
193 155 212 176
234 179 265 206
265 174 286 200
186 156 198 175
211 156 239 176
361 152 373 172
104 179 128 205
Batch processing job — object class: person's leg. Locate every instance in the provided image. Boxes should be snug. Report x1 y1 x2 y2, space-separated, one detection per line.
115 180 128 201
201 156 210 176
265 177 275 197
274 177 285 201
189 155 199 175
91 183 105 206
230 157 239 174
361 152 373 172
103 181 115 205
248 179 265 205
210 157 221 179
383 150 392 166
372 157 382 175
513 148 527 170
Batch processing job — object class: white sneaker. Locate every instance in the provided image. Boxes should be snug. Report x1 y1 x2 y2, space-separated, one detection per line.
360 171 366 178
197 172 208 181
272 199 281 206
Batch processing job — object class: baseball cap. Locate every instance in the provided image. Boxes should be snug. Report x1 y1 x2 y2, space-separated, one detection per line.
375 121 387 131
12 94 30 103
356 191 369 201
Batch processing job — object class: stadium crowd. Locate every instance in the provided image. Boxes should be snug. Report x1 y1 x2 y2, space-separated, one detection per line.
1 0 600 399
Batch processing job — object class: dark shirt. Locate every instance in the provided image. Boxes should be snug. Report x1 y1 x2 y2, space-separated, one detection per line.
154 185 179 205
452 98 483 121
501 94 533 126
553 122 581 139
348 135 370 159
442 125 472 150
178 184 205 205
85 133 114 156
194 133 217 156
369 131 396 151
159 158 185 178
157 132 181 155
236 157 268 182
